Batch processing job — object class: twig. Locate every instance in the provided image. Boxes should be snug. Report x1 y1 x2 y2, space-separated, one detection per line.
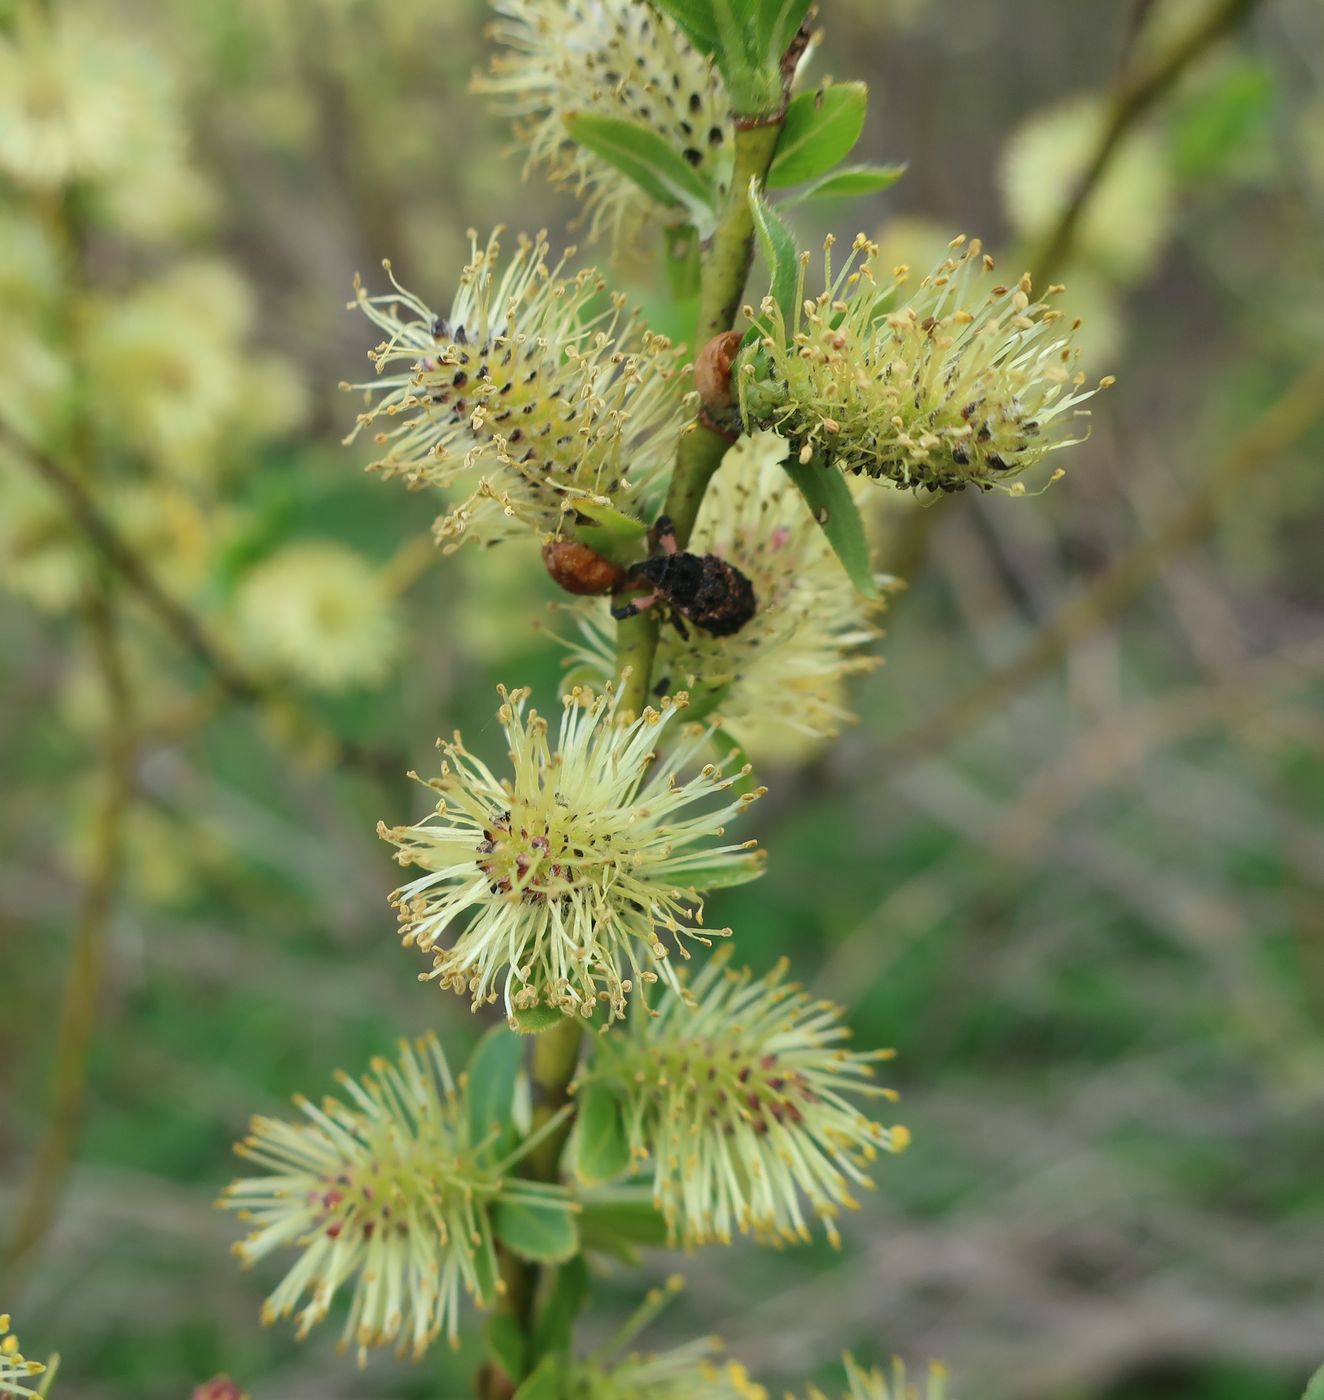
1030 0 1265 284
878 0 1264 578
993 635 1324 862
875 353 1324 769
4 582 136 1284
2 423 403 782
5 423 261 704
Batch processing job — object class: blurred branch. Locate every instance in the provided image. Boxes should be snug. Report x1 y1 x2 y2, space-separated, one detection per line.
877 352 1324 769
4 582 135 1285
1117 0 1163 77
879 0 1264 581
1 423 402 782
5 424 261 703
995 635 1324 862
1031 0 1265 283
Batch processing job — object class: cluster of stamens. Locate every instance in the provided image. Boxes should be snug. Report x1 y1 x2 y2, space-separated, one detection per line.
475 809 569 900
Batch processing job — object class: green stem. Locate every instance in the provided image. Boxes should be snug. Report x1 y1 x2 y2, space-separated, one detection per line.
612 118 786 707
481 1018 584 1397
662 423 734 551
693 120 786 349
662 223 701 301
669 118 786 549
526 1018 584 1182
613 611 661 717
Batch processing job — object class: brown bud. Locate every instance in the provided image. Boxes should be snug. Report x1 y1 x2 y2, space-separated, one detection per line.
694 329 744 411
541 539 627 596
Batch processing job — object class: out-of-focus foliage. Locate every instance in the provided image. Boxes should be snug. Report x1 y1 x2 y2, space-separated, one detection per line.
2 2 1323 1399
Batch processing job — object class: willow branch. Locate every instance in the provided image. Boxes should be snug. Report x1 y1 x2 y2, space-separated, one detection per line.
2 423 401 781
880 0 1264 579
479 1017 584 1398
1029 0 1265 284
4 584 135 1284
6 424 261 702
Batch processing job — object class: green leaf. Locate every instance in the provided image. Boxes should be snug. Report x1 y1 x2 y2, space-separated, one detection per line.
573 1081 633 1186
512 1356 563 1400
564 113 717 234
1304 1364 1324 1400
509 1004 568 1037
783 459 879 599
783 162 908 206
531 1255 590 1362
579 1192 670 1262
513 1002 607 1036
662 850 765 891
494 1196 580 1264
748 180 800 329
570 496 648 540
485 1315 526 1385
466 1024 524 1160
768 82 868 188
649 0 720 54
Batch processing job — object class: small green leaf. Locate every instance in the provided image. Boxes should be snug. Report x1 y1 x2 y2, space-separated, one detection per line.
562 490 643 565
662 850 765 891
569 496 648 540
573 1082 633 1186
649 0 720 55
768 82 868 188
494 1196 580 1263
1304 1364 1324 1400
783 459 879 599
579 1192 670 1262
514 1002 607 1036
748 180 800 329
466 1024 524 1160
783 162 908 206
531 1255 590 1362
509 1004 568 1037
564 113 717 233
512 1355 563 1400
485 1315 526 1384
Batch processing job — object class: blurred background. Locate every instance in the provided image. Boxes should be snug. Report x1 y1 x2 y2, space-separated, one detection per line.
2 0 1323 1396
